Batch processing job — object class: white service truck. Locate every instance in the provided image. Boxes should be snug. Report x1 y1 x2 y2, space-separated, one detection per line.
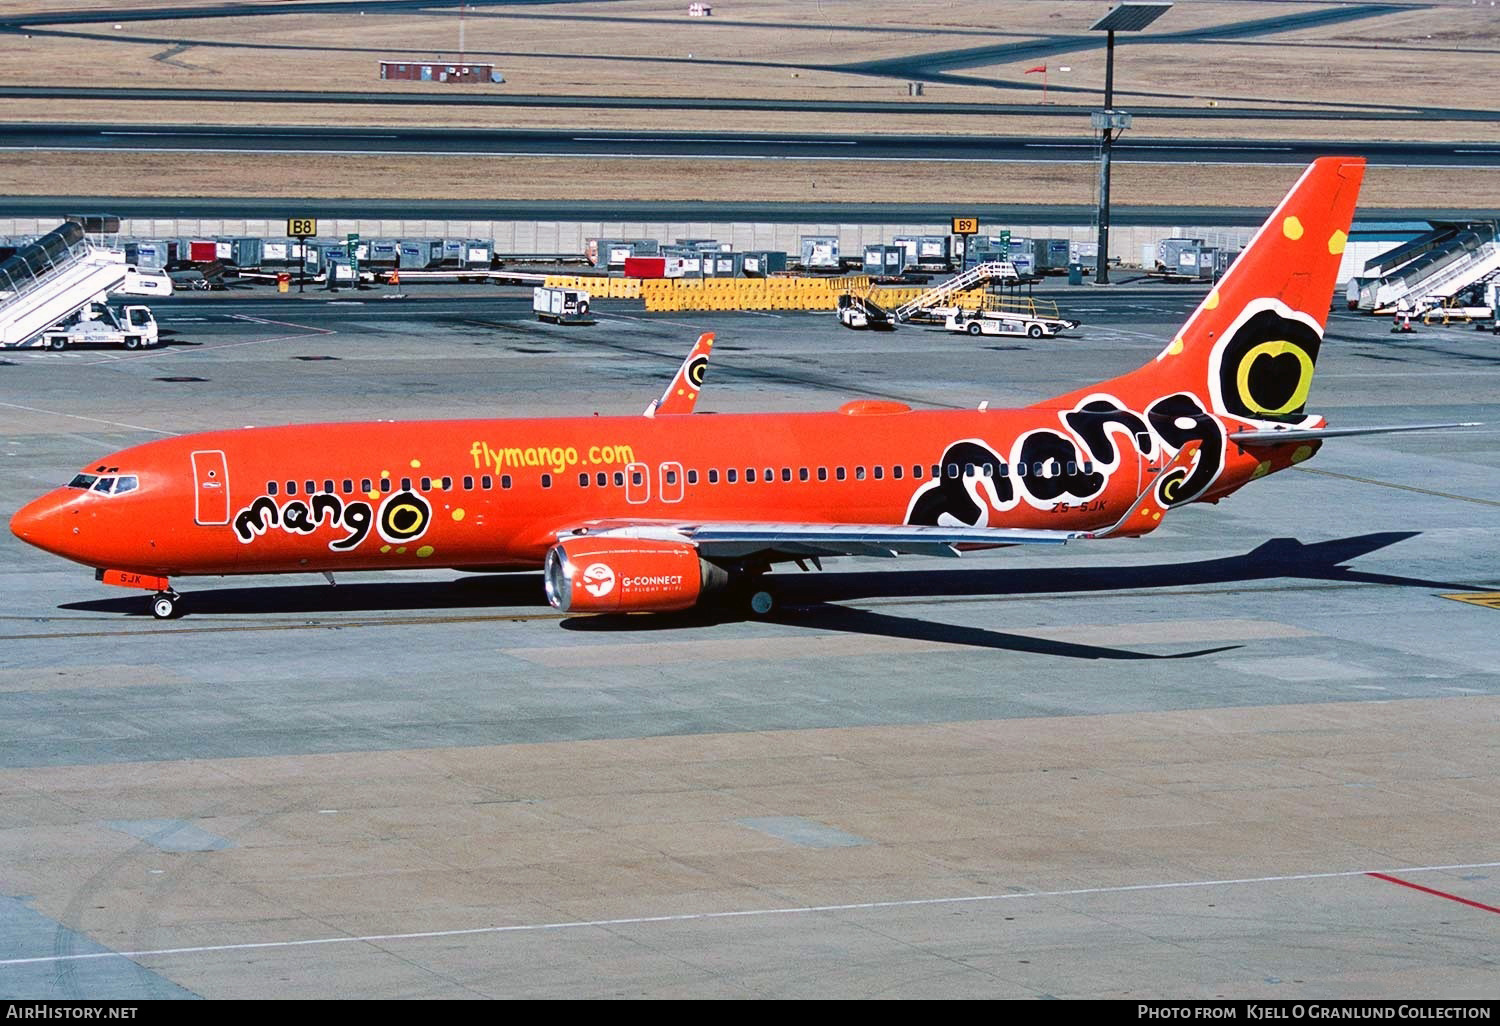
533 286 593 324
41 303 159 350
943 308 1079 339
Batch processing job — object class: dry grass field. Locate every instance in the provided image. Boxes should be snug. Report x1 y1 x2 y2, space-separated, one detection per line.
1 0 1496 206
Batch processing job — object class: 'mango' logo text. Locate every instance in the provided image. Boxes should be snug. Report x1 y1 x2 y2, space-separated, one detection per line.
233 490 430 551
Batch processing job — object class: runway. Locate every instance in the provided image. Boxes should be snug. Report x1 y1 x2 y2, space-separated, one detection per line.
1 288 1497 997
4 123 1495 168
4 86 1495 125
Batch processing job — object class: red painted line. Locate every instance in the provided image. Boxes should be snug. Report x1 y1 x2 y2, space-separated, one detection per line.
1367 872 1500 915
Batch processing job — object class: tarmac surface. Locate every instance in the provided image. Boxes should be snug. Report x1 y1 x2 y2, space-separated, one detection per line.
1 284 1498 998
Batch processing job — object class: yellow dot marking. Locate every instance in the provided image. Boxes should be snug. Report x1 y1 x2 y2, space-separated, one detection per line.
1153 512 1162 521
452 508 466 521
1283 216 1304 241
1204 290 1219 310
396 546 406 554
1141 509 1152 517
1291 444 1316 464
380 470 390 479
416 545 434 558
366 490 378 500
380 545 391 553
409 459 421 469
1251 460 1272 480
1328 229 1347 255
676 388 685 395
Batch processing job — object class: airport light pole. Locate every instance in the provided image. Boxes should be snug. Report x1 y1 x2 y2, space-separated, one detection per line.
1090 2 1171 284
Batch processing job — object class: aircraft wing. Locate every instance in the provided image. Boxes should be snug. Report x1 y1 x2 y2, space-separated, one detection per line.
645 332 714 417
1229 422 1481 444
564 520 1080 560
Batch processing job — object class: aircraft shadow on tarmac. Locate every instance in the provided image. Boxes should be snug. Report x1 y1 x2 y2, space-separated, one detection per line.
61 532 1483 660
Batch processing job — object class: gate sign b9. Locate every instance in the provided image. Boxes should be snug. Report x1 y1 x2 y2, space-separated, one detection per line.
286 218 318 238
951 217 980 235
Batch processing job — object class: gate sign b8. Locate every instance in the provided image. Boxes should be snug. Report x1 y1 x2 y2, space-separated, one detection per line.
286 218 318 238
951 217 980 235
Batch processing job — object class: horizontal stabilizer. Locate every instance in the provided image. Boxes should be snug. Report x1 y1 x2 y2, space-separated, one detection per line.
1087 440 1202 540
1229 422 1481 444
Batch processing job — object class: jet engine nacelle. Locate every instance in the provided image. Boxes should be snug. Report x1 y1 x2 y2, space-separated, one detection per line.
544 537 729 613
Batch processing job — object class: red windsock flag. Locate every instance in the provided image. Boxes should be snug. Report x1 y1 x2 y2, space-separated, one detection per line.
1025 65 1047 73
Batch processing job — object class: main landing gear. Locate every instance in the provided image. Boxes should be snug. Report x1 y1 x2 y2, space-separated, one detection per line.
151 590 182 620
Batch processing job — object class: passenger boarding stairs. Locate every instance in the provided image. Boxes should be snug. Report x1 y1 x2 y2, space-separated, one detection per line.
1367 221 1500 314
0 223 131 347
893 260 1019 322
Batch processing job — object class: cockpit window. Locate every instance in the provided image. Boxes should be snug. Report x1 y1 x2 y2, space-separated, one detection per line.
75 474 138 496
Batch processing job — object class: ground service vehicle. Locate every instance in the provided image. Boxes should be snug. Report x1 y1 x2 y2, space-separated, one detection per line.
41 304 158 350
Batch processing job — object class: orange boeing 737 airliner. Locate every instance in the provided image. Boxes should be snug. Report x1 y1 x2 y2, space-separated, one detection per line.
7 157 1465 620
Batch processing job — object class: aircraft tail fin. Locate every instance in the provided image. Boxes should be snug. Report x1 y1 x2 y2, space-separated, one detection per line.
1048 157 1366 423
646 332 714 417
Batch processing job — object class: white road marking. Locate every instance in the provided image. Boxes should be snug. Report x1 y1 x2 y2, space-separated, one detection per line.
4 859 1498 968
0 400 176 436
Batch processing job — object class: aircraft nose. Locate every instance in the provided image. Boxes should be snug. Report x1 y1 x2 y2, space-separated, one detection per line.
10 490 80 557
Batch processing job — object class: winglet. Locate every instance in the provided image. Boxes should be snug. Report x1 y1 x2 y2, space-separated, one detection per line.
645 332 714 417
1086 440 1203 539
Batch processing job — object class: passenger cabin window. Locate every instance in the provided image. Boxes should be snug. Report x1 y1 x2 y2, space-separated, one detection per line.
361 478 372 493
401 478 412 491
420 477 431 491
893 465 903 480
727 469 738 483
579 472 590 487
305 480 315 495
540 474 552 489
266 480 278 496
665 469 678 485
855 466 866 480
798 468 808 482
873 466 884 480
746 468 756 483
913 465 924 479
708 469 719 484
381 478 392 493
481 475 492 489
323 479 334 494
946 464 959 479
818 467 827 481
836 467 846 481
464 476 474 490
342 479 353 494
501 475 512 489
441 477 452 490
612 472 623 487
687 470 699 485
765 468 774 483
286 481 298 495
597 472 607 487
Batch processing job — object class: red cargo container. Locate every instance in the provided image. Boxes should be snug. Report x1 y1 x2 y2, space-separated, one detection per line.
188 240 217 263
624 256 667 278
